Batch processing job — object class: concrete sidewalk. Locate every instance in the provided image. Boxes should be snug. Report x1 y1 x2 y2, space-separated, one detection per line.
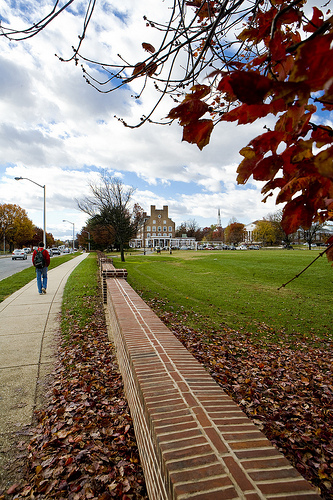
0 252 88 442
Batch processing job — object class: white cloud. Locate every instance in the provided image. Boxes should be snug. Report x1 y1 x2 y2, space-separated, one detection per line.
0 0 286 239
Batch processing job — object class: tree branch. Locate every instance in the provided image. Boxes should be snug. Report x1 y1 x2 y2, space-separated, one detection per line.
278 243 333 290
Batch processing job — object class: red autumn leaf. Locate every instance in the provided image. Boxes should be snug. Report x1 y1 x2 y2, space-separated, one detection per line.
276 174 313 204
142 42 155 53
168 99 209 125
250 130 285 155
132 62 146 76
274 55 295 81
261 177 286 197
314 146 333 180
279 6 301 25
311 126 333 148
182 119 213 150
217 74 237 101
184 84 211 101
146 61 158 76
236 150 263 184
219 71 273 105
222 99 286 125
238 7 275 42
281 196 313 234
303 7 324 33
290 33 333 90
252 154 284 181
320 81 333 111
269 30 286 62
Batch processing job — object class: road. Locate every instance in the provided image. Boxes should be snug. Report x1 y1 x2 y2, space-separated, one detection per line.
0 254 33 281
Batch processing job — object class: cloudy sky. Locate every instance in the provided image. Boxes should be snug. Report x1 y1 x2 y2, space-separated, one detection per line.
0 0 328 241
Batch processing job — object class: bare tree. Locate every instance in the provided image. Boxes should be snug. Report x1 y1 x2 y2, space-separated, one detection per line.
301 223 325 250
77 174 143 261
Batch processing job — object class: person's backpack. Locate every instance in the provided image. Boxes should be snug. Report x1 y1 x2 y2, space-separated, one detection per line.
34 249 45 269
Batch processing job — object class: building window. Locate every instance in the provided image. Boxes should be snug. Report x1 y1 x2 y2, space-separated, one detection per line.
153 233 156 236
158 226 161 232
158 214 161 218
163 220 167 224
163 226 167 232
158 233 161 236
147 233 151 238
169 233 172 237
169 226 172 232
153 226 156 231
153 220 156 224
146 226 151 231
163 233 167 236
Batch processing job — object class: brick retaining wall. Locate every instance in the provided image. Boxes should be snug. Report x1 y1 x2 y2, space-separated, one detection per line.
99 254 128 303
104 276 321 500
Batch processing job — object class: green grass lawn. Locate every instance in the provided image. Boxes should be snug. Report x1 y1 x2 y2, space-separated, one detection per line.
61 253 100 340
112 249 332 343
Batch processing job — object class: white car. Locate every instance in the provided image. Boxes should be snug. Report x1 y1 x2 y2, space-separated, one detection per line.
12 249 28 260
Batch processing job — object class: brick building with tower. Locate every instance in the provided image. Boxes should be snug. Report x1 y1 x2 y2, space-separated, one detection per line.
130 205 196 250
132 205 175 249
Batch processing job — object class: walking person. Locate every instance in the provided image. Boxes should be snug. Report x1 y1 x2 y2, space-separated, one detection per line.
32 242 51 295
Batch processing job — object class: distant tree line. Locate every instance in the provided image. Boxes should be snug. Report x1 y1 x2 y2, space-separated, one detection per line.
175 211 333 249
0 203 56 252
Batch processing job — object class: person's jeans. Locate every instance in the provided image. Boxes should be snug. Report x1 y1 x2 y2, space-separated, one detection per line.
36 267 48 293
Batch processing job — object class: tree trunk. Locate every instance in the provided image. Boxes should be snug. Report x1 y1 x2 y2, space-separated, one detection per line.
120 244 125 262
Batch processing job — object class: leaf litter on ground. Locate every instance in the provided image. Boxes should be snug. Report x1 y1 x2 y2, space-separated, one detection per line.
2 281 332 499
146 297 333 500
1 289 148 500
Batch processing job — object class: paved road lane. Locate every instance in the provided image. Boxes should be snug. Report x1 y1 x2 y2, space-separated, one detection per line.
0 255 33 281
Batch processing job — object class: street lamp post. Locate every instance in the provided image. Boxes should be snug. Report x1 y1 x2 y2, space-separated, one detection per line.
63 220 75 250
15 176 46 248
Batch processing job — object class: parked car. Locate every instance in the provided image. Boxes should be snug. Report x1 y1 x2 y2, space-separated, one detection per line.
51 247 61 255
62 247 70 253
237 245 248 250
23 247 31 254
12 249 27 260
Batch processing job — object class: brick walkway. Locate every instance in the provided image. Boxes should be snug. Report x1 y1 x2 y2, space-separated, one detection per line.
105 276 321 500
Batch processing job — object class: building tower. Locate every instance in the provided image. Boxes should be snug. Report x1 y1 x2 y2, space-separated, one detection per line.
217 208 222 228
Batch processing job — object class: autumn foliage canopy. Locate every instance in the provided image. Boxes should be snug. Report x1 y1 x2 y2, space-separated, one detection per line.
167 2 333 248
1 0 333 259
